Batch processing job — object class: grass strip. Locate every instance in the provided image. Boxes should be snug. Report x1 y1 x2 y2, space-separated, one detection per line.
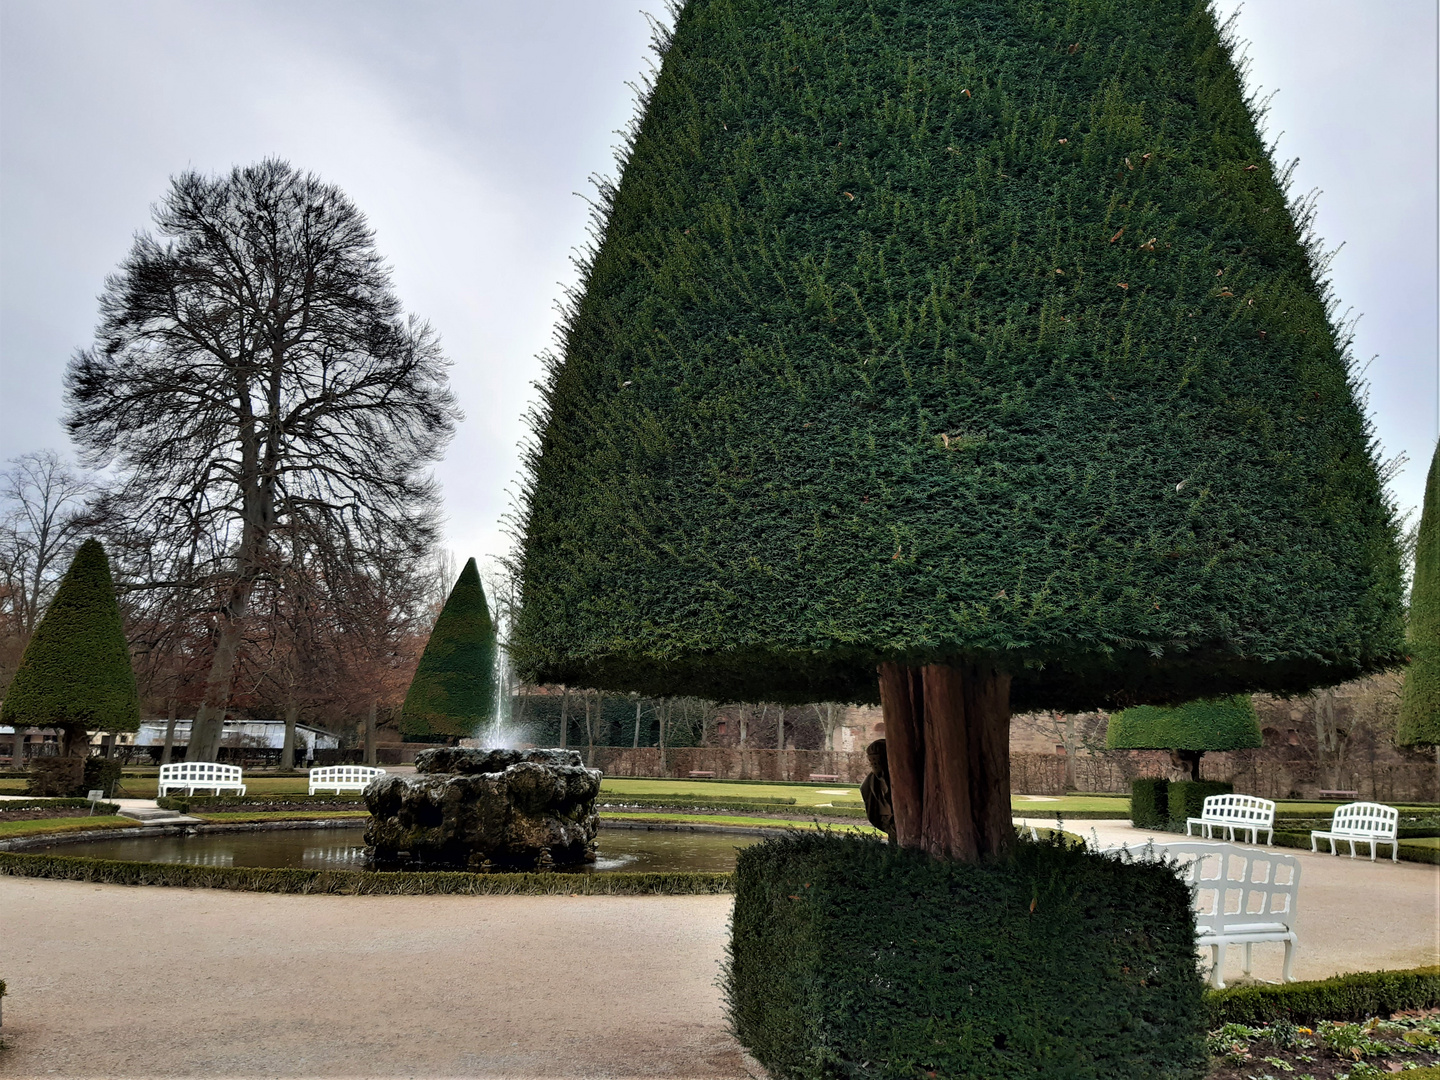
603 810 881 833
0 815 138 838
192 811 370 824
1205 965 1440 1026
0 849 733 895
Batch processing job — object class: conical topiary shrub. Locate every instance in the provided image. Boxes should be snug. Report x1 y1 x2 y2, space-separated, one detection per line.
513 0 1404 862
1107 695 1263 780
401 558 497 742
2 538 139 756
1399 443 1440 747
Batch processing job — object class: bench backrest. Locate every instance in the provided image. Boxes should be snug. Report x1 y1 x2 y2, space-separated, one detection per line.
1328 801 1397 838
1159 842 1299 932
1201 793 1276 826
159 761 243 784
309 765 385 784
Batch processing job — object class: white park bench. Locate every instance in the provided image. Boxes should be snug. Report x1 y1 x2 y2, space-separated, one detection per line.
1186 793 1275 845
308 764 386 795
1107 841 1300 990
158 761 246 796
1310 801 1399 862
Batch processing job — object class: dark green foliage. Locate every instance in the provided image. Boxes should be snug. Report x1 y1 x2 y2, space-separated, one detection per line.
1107 696 1263 752
1401 444 1440 745
0 850 732 895
401 559 497 740
1167 779 1233 826
726 831 1206 1079
83 759 123 798
513 0 1405 709
1270 830 1439 865
0 799 120 813
1206 966 1440 1027
155 794 363 812
1131 777 1170 829
2 540 139 734
24 758 84 797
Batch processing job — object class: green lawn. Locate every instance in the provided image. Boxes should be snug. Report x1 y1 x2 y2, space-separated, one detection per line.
603 810 880 833
0 815 138 837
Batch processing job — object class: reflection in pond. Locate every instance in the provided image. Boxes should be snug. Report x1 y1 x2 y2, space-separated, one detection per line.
31 825 763 874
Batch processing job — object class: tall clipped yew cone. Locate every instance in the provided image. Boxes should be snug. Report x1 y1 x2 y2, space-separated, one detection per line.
2 539 139 754
1399 444 1440 747
1107 696 1262 780
401 559 497 741
514 0 1405 860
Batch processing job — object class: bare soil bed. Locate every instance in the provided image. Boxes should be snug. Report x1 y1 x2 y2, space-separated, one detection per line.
1207 1011 1440 1078
0 807 92 821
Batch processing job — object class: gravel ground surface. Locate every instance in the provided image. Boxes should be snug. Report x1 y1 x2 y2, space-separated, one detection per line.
0 881 748 1079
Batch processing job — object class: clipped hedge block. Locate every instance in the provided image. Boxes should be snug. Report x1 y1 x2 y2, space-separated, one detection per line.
1167 780 1233 829
1131 778 1170 829
1206 965 1440 1026
25 757 85 797
727 831 1206 1080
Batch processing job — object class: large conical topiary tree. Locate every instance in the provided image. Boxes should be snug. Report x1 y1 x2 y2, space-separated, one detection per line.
1399 443 1440 747
401 558 497 742
513 0 1405 861
1106 696 1263 780
2 539 139 755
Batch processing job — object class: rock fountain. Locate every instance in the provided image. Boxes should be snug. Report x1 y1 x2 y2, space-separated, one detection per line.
364 747 602 870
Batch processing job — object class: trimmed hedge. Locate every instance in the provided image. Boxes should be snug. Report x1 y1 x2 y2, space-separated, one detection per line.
0 850 733 896
1167 780 1232 829
401 557 497 740
1400 443 1440 746
726 831 1205 1079
1205 965 1440 1026
155 794 364 813
1131 778 1170 829
1270 830 1440 865
0 798 120 814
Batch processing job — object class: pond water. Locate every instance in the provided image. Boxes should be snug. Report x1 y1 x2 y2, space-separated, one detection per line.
30 825 761 874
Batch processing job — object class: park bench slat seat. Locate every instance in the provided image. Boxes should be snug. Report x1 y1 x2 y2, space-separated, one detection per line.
158 761 246 796
687 771 716 778
308 765 386 795
1106 841 1300 990
1186 793 1275 845
808 774 840 782
1309 801 1399 863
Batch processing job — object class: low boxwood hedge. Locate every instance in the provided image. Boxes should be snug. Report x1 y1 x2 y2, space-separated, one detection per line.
156 794 363 812
0 798 120 814
599 794 797 810
0 850 733 895
726 831 1206 1080
1269 830 1440 864
1205 965 1440 1025
1131 778 1169 829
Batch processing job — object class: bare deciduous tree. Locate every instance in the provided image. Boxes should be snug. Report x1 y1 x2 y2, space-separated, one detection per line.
67 159 459 760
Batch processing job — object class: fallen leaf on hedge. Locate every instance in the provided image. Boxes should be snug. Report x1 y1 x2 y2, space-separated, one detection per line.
1109 226 1125 243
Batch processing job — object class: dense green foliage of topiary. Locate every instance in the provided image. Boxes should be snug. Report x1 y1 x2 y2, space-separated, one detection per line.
2 540 139 735
1107 696 1263 753
401 559 497 740
1167 779 1233 826
726 831 1206 1079
1205 965 1440 1027
1400 444 1440 746
513 0 1405 709
1130 777 1170 829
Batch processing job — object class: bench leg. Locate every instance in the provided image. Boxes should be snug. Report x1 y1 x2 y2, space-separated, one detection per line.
1282 936 1297 983
1242 942 1253 978
1389 840 1399 864
1210 942 1228 990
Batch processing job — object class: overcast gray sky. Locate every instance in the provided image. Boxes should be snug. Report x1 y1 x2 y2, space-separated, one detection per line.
1 1 1435 570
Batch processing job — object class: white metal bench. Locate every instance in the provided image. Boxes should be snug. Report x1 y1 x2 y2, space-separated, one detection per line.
1107 841 1300 989
158 761 246 796
1186 793 1275 845
308 765 386 795
1310 801 1399 862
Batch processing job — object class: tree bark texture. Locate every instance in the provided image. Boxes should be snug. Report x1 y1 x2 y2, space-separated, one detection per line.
160 699 178 766
364 700 377 766
558 689 569 749
877 662 1013 861
281 698 299 771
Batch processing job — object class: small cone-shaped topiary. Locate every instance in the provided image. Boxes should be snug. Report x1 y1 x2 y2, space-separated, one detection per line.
1399 443 1440 746
1107 695 1262 779
514 0 1404 860
2 539 139 748
401 558 497 741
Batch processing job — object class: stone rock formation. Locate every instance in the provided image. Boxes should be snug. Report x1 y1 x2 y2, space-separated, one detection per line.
364 747 601 870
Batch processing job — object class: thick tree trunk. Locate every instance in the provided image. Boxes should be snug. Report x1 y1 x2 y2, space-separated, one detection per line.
281 698 299 771
187 577 255 761
558 688 569 749
1176 749 1203 782
364 701 377 766
877 662 1013 861
160 699 178 765
776 707 786 781
633 698 642 749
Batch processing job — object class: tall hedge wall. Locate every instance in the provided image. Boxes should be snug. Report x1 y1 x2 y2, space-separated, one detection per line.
1 539 139 736
401 558 497 740
726 831 1206 1079
513 0 1403 710
1400 443 1440 746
